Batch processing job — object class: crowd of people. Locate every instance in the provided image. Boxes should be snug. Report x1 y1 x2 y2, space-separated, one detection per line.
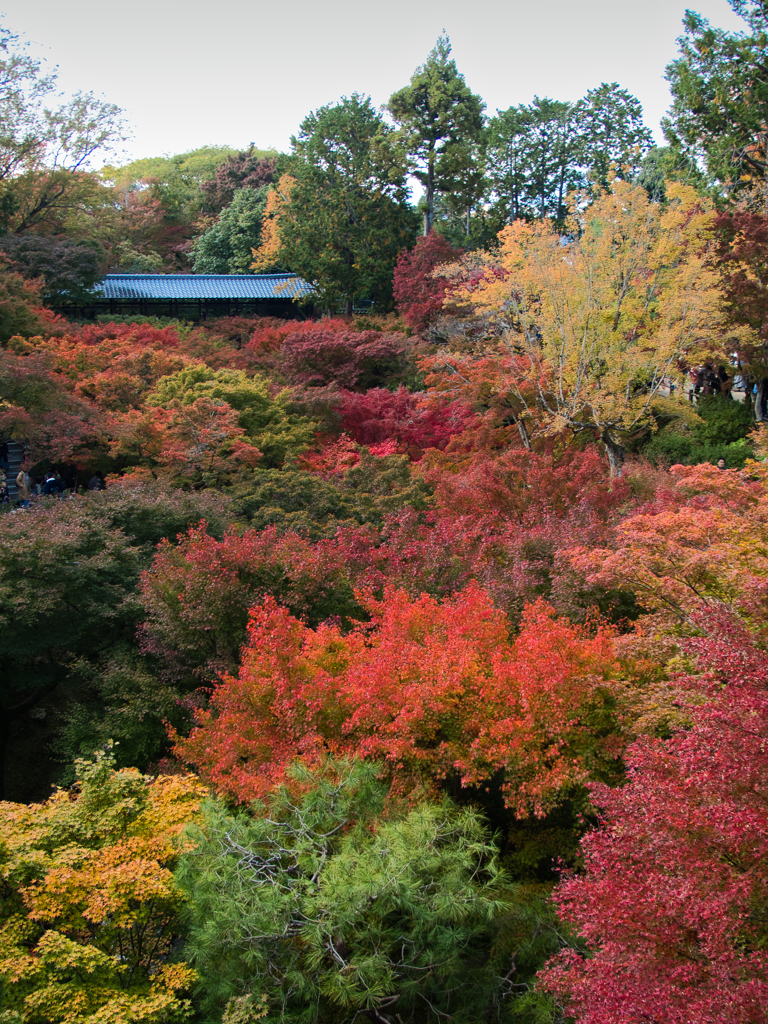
688 363 741 401
0 466 106 507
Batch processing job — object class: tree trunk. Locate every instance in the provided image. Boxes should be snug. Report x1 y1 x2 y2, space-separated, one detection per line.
754 378 768 422
516 417 532 450
424 157 435 236
602 432 625 478
345 298 353 318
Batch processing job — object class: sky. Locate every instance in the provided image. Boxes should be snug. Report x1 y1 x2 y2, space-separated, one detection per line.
1 0 747 165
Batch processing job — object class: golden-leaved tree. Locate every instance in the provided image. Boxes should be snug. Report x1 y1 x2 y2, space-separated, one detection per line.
427 181 734 473
0 749 205 1024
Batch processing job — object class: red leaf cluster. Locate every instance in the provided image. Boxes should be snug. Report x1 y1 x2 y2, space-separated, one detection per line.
139 523 355 685
280 329 408 390
0 348 106 467
392 232 463 331
541 612 768 1023
337 386 478 459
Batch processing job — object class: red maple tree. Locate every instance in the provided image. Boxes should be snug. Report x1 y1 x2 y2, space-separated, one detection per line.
337 386 477 458
541 611 768 1023
392 231 463 331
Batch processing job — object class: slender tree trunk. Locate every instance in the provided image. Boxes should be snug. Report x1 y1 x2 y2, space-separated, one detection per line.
345 298 353 317
517 417 532 450
754 378 768 422
424 156 435 235
601 432 625 478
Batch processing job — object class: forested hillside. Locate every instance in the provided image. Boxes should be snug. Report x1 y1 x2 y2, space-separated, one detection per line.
1 2 768 1023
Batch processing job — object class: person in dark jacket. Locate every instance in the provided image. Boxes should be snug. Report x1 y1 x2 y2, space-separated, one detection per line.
87 471 106 491
42 472 63 496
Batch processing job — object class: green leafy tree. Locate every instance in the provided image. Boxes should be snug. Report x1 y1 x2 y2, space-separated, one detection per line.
231 448 432 537
87 477 231 547
388 34 485 235
103 146 240 223
45 482 233 777
487 98 582 225
261 95 417 313
190 186 270 274
96 146 245 271
199 145 278 214
430 133 490 245
486 87 651 227
642 394 755 468
0 501 143 797
636 145 706 202
0 483 231 796
0 27 126 234
664 0 768 186
147 365 316 467
578 83 652 189
486 104 540 225
178 761 558 1024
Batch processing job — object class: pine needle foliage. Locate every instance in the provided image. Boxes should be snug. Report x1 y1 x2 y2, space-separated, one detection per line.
176 761 551 1024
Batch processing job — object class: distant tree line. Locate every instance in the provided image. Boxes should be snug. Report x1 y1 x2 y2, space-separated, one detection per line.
0 1 765 313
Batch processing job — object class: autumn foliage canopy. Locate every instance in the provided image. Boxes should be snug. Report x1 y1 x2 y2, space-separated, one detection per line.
175 584 621 815
2 168 768 1024
3 18 768 1022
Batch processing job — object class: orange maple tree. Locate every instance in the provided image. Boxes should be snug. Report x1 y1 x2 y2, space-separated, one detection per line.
572 462 768 633
175 583 621 815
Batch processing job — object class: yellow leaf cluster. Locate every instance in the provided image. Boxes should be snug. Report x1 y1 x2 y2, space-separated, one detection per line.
0 751 206 1023
250 173 295 272
445 180 735 463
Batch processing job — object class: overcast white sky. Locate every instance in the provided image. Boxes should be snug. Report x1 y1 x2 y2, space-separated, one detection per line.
2 0 747 164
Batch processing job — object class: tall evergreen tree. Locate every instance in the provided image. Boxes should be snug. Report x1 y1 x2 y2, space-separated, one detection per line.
485 105 536 225
664 0 768 187
262 95 417 314
487 98 583 225
190 185 269 274
579 83 653 189
388 35 485 235
486 87 651 227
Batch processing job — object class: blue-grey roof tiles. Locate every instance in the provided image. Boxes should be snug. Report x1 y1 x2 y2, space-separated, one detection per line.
95 274 314 301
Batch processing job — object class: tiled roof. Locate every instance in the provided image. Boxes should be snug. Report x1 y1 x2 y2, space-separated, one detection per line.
95 274 314 300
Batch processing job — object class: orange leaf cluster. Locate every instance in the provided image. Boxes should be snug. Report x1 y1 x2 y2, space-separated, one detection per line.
176 583 621 816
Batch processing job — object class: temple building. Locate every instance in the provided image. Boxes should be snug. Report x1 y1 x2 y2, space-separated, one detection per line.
92 273 314 319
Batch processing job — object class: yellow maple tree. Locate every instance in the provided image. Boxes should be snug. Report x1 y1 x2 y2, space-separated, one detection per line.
0 748 206 1023
434 180 736 473
250 173 296 272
